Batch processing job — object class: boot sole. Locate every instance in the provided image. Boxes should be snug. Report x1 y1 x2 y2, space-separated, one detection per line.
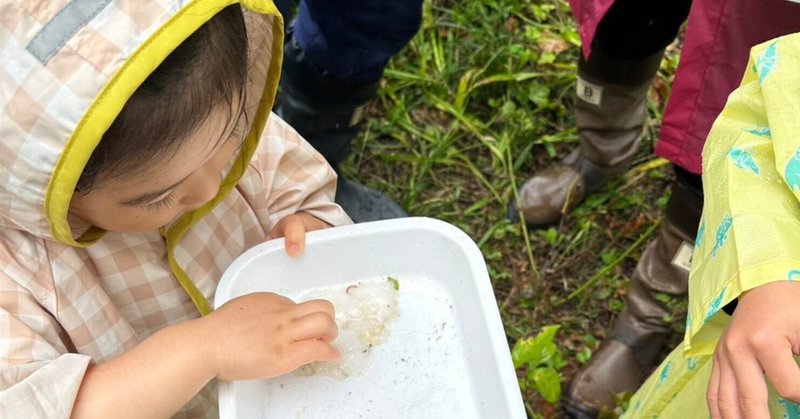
562 398 600 419
507 199 562 230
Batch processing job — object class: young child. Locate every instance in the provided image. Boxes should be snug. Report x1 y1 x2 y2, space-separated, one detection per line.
623 33 800 418
0 1 351 417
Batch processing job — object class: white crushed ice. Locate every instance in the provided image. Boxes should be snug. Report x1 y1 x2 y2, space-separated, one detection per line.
296 278 400 380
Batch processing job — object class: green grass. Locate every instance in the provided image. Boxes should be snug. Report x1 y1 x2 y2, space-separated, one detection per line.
344 1 683 416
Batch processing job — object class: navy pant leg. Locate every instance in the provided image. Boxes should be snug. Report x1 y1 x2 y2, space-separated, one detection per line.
292 0 423 83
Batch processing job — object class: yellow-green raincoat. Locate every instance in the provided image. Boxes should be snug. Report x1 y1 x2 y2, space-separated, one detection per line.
623 33 800 418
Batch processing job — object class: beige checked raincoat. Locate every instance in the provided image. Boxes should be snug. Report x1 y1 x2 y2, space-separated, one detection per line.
0 1 350 417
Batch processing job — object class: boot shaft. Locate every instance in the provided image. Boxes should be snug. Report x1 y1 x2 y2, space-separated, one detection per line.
573 48 664 175
275 35 379 168
615 171 704 344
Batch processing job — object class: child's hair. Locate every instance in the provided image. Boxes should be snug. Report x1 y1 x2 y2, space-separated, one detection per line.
76 5 249 192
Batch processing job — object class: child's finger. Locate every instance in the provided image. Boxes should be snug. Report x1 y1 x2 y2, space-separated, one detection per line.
287 339 341 367
293 299 335 319
265 218 286 241
290 311 338 343
758 343 800 402
301 214 331 233
708 355 722 419
717 353 743 419
282 216 306 257
728 347 769 418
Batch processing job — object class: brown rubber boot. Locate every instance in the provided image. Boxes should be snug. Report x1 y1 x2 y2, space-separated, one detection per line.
513 48 663 227
563 176 703 418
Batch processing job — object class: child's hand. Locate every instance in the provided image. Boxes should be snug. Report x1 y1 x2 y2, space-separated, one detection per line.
267 213 331 257
200 292 340 381
707 281 800 419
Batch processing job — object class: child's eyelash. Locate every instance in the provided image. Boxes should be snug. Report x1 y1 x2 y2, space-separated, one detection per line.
230 126 247 147
137 122 243 213
231 124 244 138
142 192 175 212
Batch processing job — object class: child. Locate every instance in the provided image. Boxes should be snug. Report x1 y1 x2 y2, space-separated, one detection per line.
0 1 351 417
623 33 800 418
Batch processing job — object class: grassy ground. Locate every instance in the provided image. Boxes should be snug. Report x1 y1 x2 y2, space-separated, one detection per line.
343 1 687 417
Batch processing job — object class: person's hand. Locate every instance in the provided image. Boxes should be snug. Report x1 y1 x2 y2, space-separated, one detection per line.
707 281 800 418
267 213 331 257
199 292 340 381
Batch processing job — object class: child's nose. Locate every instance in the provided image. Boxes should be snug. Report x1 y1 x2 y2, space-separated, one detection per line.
180 169 221 211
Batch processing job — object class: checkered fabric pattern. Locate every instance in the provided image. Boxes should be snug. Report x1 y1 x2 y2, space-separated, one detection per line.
0 0 200 240
1 115 351 418
0 1 351 416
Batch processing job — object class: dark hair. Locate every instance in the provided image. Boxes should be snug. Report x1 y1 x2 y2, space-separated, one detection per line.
76 5 249 192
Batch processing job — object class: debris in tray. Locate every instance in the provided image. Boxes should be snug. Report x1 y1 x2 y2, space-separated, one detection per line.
296 278 400 380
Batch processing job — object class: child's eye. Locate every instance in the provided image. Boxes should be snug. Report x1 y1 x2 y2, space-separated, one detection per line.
142 191 175 212
230 124 243 139
229 125 247 149
229 111 250 147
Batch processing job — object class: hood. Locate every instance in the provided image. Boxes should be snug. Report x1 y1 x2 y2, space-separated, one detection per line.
0 0 283 246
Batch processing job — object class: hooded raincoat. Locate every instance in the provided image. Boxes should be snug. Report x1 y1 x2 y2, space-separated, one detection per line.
623 33 800 418
0 1 350 417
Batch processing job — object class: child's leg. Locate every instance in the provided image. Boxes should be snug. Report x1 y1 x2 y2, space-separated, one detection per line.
275 0 423 222
291 0 423 83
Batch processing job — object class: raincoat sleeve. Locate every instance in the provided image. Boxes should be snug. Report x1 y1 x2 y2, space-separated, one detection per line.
0 232 92 419
684 33 800 357
238 113 352 231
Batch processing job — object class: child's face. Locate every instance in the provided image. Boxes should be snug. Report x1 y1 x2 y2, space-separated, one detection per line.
69 104 244 233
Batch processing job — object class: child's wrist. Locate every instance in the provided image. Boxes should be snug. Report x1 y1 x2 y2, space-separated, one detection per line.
185 315 223 380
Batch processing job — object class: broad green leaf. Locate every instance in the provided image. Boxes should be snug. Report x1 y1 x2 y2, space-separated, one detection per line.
511 325 560 368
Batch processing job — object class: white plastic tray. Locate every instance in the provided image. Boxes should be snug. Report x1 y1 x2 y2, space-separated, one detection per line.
215 217 526 419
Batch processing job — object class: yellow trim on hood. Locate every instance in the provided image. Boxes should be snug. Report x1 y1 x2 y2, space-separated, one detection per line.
44 0 284 315
45 0 283 248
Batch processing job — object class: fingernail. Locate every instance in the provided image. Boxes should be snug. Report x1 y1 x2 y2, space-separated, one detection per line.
288 244 300 256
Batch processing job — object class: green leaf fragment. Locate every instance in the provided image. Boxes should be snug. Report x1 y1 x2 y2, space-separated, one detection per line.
531 367 562 404
511 325 560 369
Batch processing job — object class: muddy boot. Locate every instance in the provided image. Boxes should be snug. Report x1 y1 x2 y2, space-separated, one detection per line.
275 34 407 223
563 173 703 418
511 48 663 227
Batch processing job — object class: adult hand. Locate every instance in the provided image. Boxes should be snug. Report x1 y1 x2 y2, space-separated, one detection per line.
267 213 331 257
201 292 340 381
707 280 800 419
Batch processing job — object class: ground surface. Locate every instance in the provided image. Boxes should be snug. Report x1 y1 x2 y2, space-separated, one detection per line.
345 1 686 417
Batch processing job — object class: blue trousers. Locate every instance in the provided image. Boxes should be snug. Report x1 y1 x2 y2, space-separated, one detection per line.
275 0 423 83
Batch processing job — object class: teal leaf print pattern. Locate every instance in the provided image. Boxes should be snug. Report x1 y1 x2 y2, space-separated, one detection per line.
745 127 772 137
695 221 705 249
705 288 726 322
687 357 697 371
778 398 800 419
656 360 672 387
786 147 800 193
711 215 733 258
728 148 760 176
755 41 778 83
789 269 800 282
